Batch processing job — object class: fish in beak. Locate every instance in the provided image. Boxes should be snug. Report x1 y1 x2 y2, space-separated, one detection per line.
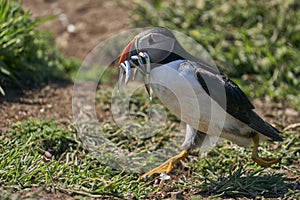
118 39 135 87
118 38 152 99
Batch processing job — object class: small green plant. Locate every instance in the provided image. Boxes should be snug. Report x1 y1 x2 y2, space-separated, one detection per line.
0 0 79 95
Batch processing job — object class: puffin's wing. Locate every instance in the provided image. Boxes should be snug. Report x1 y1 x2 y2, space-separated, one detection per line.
192 63 282 141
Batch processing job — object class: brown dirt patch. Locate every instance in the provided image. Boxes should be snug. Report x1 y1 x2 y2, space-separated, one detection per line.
23 0 130 60
0 82 73 131
0 0 129 132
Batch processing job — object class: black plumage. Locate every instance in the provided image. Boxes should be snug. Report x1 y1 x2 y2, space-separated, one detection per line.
194 62 282 141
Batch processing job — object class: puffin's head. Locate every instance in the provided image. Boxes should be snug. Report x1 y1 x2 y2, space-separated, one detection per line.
119 27 182 66
118 27 186 96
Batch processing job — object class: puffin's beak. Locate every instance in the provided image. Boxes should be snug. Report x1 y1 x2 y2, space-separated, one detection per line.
119 39 135 65
118 39 135 88
118 38 152 99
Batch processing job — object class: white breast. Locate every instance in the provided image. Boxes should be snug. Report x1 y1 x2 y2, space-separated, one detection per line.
150 60 255 147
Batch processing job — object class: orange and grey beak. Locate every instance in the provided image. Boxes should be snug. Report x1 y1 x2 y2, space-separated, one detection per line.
119 39 135 65
117 38 152 99
118 39 134 88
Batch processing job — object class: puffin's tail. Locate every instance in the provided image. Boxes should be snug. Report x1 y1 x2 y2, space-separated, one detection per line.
248 111 283 141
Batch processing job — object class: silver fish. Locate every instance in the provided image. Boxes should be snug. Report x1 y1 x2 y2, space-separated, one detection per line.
119 52 152 100
118 66 124 90
139 52 152 100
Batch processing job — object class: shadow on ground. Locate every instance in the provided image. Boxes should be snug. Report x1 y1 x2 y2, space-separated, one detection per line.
196 168 299 199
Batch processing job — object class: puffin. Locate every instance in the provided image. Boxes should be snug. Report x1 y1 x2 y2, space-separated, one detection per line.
117 27 282 179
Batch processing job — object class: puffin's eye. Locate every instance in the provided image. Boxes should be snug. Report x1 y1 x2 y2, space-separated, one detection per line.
148 35 155 45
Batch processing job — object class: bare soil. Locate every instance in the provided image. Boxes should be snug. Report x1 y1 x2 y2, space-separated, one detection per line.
23 0 129 60
0 0 129 132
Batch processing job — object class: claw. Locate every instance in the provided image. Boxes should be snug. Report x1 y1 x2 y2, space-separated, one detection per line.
252 134 280 167
140 150 189 179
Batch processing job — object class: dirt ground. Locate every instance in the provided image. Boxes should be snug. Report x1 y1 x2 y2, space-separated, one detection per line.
0 1 299 199
0 0 129 132
23 0 130 60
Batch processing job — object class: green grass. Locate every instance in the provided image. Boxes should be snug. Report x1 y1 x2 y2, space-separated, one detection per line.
129 0 300 109
0 89 299 199
0 0 80 95
0 118 154 199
